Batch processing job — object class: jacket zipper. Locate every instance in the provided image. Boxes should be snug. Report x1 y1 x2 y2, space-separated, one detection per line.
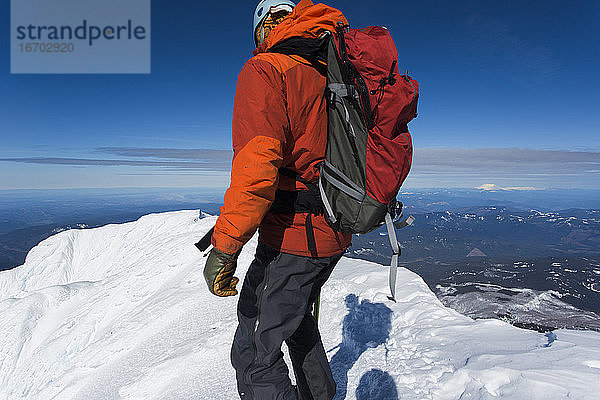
242 259 272 399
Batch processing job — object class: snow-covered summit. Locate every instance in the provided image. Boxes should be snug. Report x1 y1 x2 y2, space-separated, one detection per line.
1 210 599 399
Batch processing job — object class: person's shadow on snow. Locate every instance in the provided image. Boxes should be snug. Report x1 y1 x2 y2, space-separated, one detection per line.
329 294 398 400
355 369 398 400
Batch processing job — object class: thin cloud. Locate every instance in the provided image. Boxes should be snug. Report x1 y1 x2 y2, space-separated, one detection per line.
413 148 600 174
0 157 231 171
476 184 542 191
98 147 232 161
406 148 599 188
0 147 234 171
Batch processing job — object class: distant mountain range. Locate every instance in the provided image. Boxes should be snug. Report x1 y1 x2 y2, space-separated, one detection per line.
351 207 600 264
0 188 223 271
348 206 600 331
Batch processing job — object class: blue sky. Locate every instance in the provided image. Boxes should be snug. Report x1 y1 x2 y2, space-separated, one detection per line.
1 0 599 190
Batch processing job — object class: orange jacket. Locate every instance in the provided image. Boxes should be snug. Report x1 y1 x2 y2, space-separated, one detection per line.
212 0 352 257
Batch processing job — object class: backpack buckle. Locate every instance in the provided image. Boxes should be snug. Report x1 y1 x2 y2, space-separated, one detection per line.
325 87 336 108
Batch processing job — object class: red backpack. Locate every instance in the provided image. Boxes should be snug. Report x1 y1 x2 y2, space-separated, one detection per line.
270 23 419 300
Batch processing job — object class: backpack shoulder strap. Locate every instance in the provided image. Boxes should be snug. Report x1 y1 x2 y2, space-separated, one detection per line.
267 34 331 76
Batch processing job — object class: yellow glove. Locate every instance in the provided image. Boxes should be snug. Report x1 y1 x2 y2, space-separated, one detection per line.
203 248 240 297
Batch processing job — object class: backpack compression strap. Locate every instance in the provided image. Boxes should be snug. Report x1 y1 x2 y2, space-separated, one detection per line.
384 213 400 302
384 212 415 302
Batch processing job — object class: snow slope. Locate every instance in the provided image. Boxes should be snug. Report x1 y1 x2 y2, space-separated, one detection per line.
1 210 599 400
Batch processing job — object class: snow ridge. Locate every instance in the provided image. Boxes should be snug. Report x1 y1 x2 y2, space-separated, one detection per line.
1 210 599 399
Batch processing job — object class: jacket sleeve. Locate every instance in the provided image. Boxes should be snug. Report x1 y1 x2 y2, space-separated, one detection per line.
211 58 289 254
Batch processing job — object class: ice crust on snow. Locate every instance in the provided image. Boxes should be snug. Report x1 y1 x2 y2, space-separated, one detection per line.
1 210 599 399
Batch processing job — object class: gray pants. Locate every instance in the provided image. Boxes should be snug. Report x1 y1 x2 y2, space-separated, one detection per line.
231 243 342 400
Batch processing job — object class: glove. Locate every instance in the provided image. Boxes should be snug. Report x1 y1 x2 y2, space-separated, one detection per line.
203 248 240 297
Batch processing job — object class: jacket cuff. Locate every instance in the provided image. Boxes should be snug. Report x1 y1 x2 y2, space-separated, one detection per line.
211 229 245 255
